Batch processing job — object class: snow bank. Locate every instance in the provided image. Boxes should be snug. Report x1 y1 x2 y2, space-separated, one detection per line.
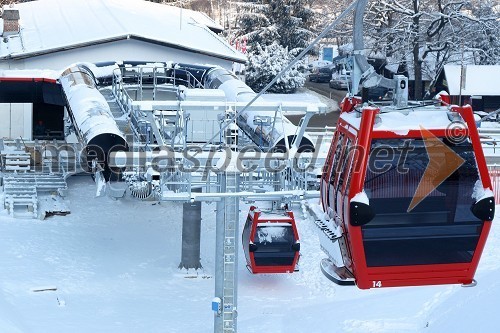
1 176 499 332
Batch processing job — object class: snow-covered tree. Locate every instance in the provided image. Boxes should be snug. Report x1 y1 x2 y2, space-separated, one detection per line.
245 42 306 93
468 0 500 65
309 0 354 51
232 0 314 50
0 0 34 4
365 0 500 99
232 1 278 47
230 0 314 93
269 0 314 50
149 1 239 31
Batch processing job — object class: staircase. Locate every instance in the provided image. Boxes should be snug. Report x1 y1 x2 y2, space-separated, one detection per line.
100 87 130 135
1 148 68 219
3 173 68 218
4 151 31 172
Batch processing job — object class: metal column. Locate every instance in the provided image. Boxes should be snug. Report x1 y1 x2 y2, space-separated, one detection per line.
214 170 240 333
179 187 203 270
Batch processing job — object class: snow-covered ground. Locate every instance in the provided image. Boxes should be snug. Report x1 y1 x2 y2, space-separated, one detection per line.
1 175 500 332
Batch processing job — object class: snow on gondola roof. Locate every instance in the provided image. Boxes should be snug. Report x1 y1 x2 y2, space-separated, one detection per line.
340 106 455 135
0 0 245 63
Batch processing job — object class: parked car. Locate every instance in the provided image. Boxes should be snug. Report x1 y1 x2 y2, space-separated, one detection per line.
309 67 333 83
329 71 351 90
365 86 390 101
307 60 333 71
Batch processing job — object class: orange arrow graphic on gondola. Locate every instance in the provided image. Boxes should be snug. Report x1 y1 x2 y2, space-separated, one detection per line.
408 126 465 212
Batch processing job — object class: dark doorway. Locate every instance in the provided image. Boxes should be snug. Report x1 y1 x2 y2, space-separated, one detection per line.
0 79 66 140
32 103 65 140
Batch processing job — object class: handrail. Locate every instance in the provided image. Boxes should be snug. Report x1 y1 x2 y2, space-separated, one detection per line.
117 65 204 90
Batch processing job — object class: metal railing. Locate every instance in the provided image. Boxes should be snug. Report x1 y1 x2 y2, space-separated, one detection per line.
488 165 500 204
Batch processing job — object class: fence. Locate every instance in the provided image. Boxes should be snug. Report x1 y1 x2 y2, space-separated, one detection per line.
489 165 500 204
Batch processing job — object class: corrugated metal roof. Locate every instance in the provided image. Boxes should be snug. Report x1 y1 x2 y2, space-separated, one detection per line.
0 0 245 63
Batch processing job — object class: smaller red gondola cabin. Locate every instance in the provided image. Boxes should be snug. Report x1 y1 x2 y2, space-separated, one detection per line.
319 91 495 289
242 206 300 274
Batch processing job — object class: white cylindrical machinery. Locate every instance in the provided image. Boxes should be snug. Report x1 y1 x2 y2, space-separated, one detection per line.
203 67 314 152
60 66 128 180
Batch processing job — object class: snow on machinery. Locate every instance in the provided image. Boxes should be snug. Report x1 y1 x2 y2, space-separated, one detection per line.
60 65 129 182
316 0 495 289
110 62 318 152
197 66 316 152
10 59 319 207
85 60 324 201
0 65 130 182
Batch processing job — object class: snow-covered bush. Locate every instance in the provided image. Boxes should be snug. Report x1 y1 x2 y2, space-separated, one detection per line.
227 0 314 93
245 42 306 94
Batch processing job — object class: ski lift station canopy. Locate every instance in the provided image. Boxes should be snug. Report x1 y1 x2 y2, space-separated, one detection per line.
320 98 494 289
0 0 246 70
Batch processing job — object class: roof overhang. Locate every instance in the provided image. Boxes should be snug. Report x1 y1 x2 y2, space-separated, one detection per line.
1 34 247 64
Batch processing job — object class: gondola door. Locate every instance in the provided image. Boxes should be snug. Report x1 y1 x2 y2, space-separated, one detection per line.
242 211 254 270
327 132 346 219
329 129 358 274
321 131 343 214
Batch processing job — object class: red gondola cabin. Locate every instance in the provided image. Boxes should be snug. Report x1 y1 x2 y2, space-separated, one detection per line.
319 96 495 289
242 206 300 274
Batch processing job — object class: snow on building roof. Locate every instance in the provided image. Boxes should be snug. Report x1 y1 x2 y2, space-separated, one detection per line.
444 65 500 96
0 0 245 63
186 10 224 33
0 68 60 80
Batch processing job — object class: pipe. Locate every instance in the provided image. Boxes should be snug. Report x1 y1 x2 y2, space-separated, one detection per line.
60 65 129 181
80 61 315 153
201 66 315 152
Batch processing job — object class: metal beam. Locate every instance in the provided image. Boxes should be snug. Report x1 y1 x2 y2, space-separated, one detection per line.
214 171 240 333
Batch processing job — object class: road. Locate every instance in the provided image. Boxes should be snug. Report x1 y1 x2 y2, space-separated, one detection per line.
305 80 348 103
287 80 347 129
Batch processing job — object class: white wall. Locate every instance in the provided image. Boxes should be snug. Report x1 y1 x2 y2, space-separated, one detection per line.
187 109 222 143
0 59 25 70
5 39 234 71
0 103 32 140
